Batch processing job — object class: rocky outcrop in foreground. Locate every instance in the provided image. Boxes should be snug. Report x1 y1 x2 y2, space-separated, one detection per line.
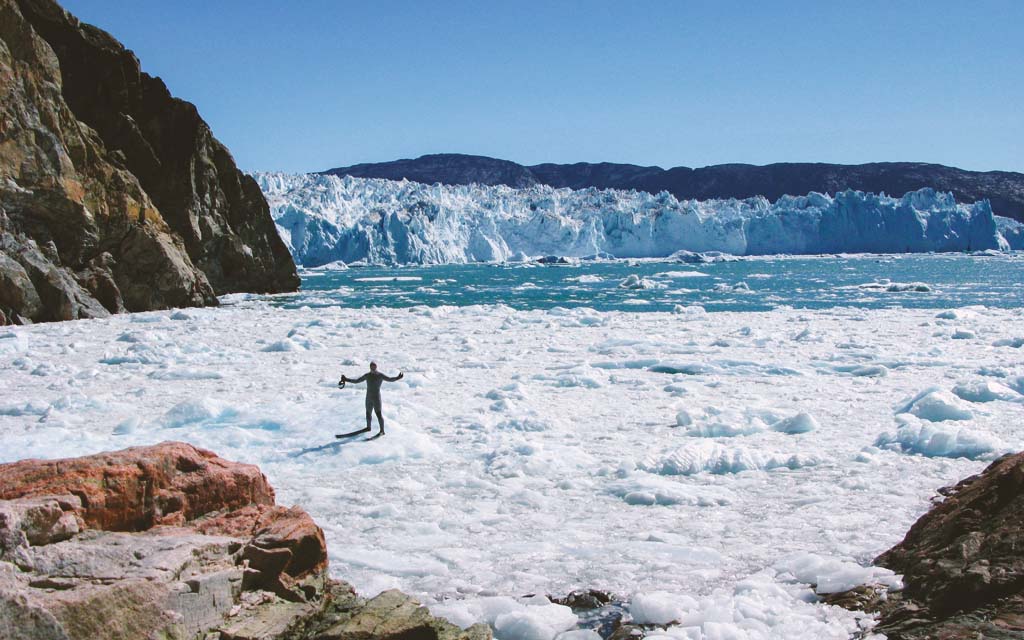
0 442 489 640
827 452 1024 639
0 0 298 325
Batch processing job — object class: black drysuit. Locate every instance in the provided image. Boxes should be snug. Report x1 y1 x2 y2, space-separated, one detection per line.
348 371 401 430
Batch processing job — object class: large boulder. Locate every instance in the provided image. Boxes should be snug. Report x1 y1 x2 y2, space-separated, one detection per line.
0 441 277 532
0 0 297 325
829 452 1024 639
0 443 486 640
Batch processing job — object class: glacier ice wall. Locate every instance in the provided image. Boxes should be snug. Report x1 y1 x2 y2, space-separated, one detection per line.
256 173 1012 266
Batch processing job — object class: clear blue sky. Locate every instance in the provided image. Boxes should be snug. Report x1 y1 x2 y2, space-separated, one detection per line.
61 1 1023 174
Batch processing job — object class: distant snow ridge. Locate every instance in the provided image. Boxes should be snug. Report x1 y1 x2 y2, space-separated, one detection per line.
255 172 1013 266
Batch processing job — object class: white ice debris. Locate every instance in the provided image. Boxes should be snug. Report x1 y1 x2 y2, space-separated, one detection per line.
876 414 1006 460
639 441 822 475
3 302 1023 638
953 380 1022 403
857 280 932 293
896 388 974 422
630 590 696 624
619 274 663 290
773 412 819 434
773 553 902 594
255 172 1009 266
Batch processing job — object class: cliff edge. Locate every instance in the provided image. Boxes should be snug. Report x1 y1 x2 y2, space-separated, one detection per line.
0 0 298 324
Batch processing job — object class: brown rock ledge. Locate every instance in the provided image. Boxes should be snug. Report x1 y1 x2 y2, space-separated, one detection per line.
827 451 1024 639
0 442 489 640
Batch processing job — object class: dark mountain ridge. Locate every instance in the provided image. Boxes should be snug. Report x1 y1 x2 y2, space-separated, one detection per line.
323 154 1024 223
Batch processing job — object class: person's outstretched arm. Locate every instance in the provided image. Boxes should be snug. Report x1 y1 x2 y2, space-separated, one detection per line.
384 372 404 382
345 373 369 384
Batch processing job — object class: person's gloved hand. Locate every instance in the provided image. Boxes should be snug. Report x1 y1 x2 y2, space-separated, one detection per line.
397 372 404 380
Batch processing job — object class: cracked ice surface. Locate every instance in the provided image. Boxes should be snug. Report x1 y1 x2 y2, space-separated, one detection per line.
2 302 1023 638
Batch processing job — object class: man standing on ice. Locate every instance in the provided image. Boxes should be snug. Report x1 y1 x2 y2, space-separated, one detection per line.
338 362 403 438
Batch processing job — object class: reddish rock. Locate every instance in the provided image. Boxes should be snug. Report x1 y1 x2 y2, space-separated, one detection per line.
0 441 484 640
196 503 329 580
0 441 275 531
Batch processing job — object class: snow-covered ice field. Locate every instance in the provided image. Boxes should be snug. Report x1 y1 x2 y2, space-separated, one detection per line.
2 299 1023 638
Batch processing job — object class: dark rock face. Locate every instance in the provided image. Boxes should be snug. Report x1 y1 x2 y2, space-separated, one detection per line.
0 442 489 640
323 154 1024 223
0 0 298 325
831 452 1024 639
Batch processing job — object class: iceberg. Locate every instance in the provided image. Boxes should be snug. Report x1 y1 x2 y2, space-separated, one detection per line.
255 172 1013 266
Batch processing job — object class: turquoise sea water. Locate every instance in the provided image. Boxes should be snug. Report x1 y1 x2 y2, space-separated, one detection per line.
272 253 1024 313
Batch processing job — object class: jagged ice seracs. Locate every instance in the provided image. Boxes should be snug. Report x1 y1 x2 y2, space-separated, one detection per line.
256 173 1022 267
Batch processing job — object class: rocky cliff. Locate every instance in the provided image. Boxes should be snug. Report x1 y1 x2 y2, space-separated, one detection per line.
827 451 1024 639
0 0 298 325
0 442 490 640
322 154 1024 224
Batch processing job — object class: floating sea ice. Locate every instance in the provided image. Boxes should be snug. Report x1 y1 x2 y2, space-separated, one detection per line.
161 398 238 428
532 371 603 388
772 412 819 434
100 342 171 365
566 274 603 284
630 590 697 624
639 441 821 475
112 417 141 435
116 330 155 343
773 553 901 594
619 274 663 289
896 388 974 422
129 313 169 324
306 259 349 271
430 596 576 640
632 572 871 639
1009 376 1024 395
264 330 322 351
654 271 710 279
649 362 717 376
608 474 734 507
0 400 49 416
792 326 816 342
664 383 688 397
484 441 558 478
831 363 889 377
951 328 976 340
876 414 1006 460
149 367 224 380
671 304 706 317
857 280 931 292
952 380 1022 403
495 417 551 432
261 338 305 352
992 337 1024 348
712 281 752 294
685 420 766 438
494 602 577 640
0 331 28 355
935 307 982 321
670 250 738 264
